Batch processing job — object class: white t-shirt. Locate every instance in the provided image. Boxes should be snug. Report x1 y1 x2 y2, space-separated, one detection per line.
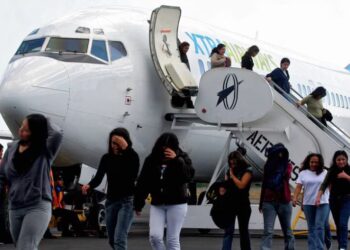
296 169 330 205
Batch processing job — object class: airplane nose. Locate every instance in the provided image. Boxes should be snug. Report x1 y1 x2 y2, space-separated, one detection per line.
0 56 70 132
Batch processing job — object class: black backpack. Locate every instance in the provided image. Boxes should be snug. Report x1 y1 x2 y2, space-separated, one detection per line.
263 143 289 191
207 182 235 229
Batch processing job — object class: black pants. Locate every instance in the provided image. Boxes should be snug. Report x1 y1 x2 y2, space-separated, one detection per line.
222 205 251 250
0 190 11 243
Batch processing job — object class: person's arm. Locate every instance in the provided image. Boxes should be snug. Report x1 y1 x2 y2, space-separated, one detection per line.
83 156 107 193
316 169 333 206
0 149 9 196
134 157 152 213
336 171 350 181
229 169 252 189
123 148 140 181
175 152 195 183
293 184 303 207
46 122 63 159
241 55 250 69
211 54 226 67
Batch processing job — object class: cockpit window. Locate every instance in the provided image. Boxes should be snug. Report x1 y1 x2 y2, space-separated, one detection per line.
46 37 89 53
15 38 45 55
108 41 127 61
91 40 108 62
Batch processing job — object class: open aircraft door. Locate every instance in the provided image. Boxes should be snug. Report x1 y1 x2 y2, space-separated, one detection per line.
149 5 198 97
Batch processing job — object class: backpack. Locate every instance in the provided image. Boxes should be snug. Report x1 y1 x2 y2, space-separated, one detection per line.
207 182 235 229
263 143 289 191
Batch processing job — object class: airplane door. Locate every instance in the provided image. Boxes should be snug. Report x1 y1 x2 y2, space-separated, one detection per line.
149 5 198 97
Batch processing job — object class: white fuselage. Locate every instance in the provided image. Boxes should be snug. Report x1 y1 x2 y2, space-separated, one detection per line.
1 6 350 181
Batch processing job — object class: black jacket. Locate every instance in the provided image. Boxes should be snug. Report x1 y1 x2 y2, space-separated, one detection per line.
89 147 140 201
241 52 254 70
134 150 194 211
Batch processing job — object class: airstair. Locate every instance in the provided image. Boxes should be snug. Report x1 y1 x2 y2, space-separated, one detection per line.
150 6 350 230
168 67 350 229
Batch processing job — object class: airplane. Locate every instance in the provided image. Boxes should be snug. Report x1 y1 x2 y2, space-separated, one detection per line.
1 5 350 229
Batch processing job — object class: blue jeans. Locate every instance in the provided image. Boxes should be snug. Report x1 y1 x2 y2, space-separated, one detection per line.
260 202 295 250
105 197 134 250
330 195 350 250
324 219 332 250
222 206 251 250
303 204 330 250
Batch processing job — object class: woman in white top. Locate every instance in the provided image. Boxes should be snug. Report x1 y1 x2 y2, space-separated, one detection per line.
210 44 231 68
293 153 330 250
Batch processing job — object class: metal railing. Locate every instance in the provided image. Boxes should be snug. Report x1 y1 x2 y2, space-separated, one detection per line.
268 79 350 150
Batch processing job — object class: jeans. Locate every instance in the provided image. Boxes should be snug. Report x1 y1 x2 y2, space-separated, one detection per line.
222 206 251 250
324 219 332 249
105 197 134 250
330 195 350 250
149 204 187 250
303 204 330 250
260 202 295 250
9 200 51 250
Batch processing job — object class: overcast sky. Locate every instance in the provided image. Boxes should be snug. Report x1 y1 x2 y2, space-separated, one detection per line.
0 0 349 140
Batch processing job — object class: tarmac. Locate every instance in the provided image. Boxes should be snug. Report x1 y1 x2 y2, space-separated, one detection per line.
0 226 321 250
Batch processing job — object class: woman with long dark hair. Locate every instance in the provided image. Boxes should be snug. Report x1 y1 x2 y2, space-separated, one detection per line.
293 154 329 250
222 151 253 250
241 45 259 71
297 86 327 126
0 114 62 250
82 128 139 250
134 133 194 250
210 44 231 68
316 150 350 250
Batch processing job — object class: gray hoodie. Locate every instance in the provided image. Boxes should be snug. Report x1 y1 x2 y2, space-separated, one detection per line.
0 124 62 210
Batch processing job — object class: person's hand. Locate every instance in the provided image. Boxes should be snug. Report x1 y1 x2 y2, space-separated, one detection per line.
296 101 302 108
115 136 128 150
82 184 90 195
337 171 349 180
164 148 176 159
135 211 141 216
315 194 321 207
266 77 272 83
229 168 235 178
292 198 298 207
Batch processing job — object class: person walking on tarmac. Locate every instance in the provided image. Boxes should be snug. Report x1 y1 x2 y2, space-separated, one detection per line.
316 150 350 250
259 143 295 250
0 114 63 250
222 151 253 250
82 128 139 250
241 45 260 71
134 133 195 250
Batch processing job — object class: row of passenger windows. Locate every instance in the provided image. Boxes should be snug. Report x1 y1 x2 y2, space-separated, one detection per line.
15 37 127 63
297 83 350 109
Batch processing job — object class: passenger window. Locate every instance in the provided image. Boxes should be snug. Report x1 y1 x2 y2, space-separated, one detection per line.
326 91 331 105
302 85 307 97
297 84 302 95
307 86 312 94
336 94 340 107
344 96 349 109
340 95 345 108
198 59 206 75
331 93 335 106
108 41 127 61
91 40 108 62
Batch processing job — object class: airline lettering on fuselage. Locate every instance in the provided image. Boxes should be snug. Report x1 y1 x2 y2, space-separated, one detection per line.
246 131 300 181
185 32 279 72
